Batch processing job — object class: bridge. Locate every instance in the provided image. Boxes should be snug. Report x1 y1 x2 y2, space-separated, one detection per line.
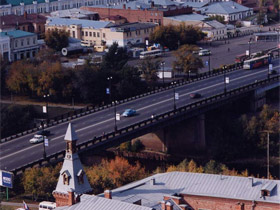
0 60 279 175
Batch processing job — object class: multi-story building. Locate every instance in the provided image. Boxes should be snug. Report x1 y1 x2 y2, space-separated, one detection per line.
50 8 99 20
0 0 126 16
0 33 11 61
0 12 47 38
45 17 157 48
0 30 40 61
45 17 114 47
202 20 228 40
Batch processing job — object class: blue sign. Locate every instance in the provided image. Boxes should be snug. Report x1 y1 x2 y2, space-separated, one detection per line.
205 61 208 66
1 171 13 188
106 88 110 94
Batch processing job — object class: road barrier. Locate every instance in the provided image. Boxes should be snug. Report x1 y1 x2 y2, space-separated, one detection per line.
11 76 279 175
1 56 279 144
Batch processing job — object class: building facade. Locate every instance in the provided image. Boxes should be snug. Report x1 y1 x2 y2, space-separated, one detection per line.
0 0 126 16
0 33 11 61
0 30 39 61
202 20 227 40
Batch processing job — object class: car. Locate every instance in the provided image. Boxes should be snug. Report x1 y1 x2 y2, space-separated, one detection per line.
269 69 277 75
198 49 211 56
37 130 50 136
122 109 136 117
29 134 45 144
190 93 202 99
193 47 203 54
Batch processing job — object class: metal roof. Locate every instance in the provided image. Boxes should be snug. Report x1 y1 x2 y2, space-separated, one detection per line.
204 20 226 29
0 30 35 38
64 123 78 142
101 172 280 206
200 1 251 14
56 194 153 210
46 17 114 29
2 0 57 6
165 13 208 21
50 8 97 19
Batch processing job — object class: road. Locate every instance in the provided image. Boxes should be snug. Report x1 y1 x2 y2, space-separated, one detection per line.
128 35 278 74
0 59 279 171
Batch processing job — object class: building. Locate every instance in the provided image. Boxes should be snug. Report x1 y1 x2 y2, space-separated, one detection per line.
163 13 208 27
0 30 40 61
0 33 11 61
103 22 156 47
202 20 227 40
199 1 253 22
0 12 47 38
53 123 92 207
50 8 99 20
81 2 193 25
0 0 126 16
45 17 114 47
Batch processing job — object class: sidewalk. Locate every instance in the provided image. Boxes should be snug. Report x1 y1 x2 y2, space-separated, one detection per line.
1 201 38 209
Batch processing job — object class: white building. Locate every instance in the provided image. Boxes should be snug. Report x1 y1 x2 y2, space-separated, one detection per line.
202 20 227 40
0 0 126 16
0 33 11 62
0 30 40 61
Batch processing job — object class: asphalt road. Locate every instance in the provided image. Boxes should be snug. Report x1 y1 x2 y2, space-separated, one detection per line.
0 59 279 171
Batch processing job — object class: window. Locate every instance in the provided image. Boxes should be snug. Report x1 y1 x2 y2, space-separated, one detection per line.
103 33 105 38
77 170 84 185
27 38 30 45
72 31 75 38
82 31 84 36
97 32 100 37
85 31 88 36
89 32 92 36
33 38 36 44
21 39 24 46
93 32 96 37
63 174 69 185
15 40 18 48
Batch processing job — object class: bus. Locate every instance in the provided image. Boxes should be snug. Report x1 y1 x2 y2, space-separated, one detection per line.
243 55 271 70
139 49 162 59
235 53 249 63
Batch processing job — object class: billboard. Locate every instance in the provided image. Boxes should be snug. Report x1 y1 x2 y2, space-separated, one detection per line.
0 170 13 188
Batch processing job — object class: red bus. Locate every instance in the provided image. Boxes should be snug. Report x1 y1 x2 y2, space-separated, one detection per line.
243 55 271 70
235 53 249 63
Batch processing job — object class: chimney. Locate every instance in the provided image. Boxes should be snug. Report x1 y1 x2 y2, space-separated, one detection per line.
166 202 173 210
248 177 254 187
24 11 27 19
171 196 181 205
151 1 155 8
123 4 126 9
161 201 166 210
179 204 188 210
104 190 112 199
150 178 155 185
68 190 75 206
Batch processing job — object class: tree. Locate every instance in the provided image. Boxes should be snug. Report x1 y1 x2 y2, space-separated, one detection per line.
139 59 160 85
177 24 206 45
173 45 203 74
206 15 225 24
45 29 69 51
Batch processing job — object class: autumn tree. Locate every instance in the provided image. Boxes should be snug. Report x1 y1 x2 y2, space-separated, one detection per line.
139 59 160 85
86 157 146 194
173 45 203 74
45 29 69 51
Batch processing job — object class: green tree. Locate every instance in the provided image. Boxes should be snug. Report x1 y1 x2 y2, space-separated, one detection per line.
206 15 226 24
173 45 203 74
204 160 223 174
44 29 69 51
139 59 160 85
177 24 206 45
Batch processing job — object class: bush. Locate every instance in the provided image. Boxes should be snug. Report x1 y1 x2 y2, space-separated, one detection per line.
131 139 145 152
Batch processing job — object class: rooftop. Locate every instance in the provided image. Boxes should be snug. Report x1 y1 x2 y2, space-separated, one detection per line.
100 172 280 208
46 17 114 29
50 8 97 19
204 20 226 29
1 0 57 6
0 14 47 29
165 13 208 21
0 30 35 38
109 22 157 32
200 1 251 14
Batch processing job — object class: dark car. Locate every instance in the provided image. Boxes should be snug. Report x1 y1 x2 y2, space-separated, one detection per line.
37 130 51 136
190 93 202 99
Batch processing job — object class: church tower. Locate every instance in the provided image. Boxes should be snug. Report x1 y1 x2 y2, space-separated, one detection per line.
53 123 92 207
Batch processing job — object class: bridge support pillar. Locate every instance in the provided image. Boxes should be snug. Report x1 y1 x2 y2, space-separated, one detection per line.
250 90 266 112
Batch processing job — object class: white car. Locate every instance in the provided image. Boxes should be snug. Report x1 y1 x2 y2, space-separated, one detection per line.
29 134 45 144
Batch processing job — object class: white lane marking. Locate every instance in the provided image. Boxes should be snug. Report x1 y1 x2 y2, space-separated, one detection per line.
1 68 278 161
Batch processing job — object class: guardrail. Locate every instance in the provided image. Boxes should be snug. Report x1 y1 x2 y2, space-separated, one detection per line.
2 55 279 143
11 76 279 175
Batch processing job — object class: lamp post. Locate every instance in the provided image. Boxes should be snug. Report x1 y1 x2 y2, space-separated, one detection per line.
43 94 50 123
188 70 191 81
208 54 211 74
248 40 251 57
41 121 46 159
107 76 113 103
112 101 118 132
223 66 227 94
161 61 165 86
171 81 177 110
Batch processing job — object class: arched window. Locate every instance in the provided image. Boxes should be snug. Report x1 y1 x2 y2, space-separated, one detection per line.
62 171 71 185
77 170 84 185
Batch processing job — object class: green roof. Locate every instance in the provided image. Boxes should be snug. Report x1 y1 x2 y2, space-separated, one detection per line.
0 30 35 38
1 0 57 6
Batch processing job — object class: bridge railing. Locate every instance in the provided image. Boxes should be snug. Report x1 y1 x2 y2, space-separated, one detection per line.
2 55 279 143
11 75 279 175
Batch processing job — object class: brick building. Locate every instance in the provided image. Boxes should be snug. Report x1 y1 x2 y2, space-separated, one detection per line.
0 12 47 37
81 3 193 25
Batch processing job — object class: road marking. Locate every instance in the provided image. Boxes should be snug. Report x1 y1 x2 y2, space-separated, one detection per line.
0 67 278 161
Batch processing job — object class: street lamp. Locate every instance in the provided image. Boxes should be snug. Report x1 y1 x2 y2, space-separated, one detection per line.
43 94 50 123
248 40 251 57
171 81 177 110
107 76 113 103
161 61 165 86
41 121 46 159
188 70 191 81
112 101 118 132
223 66 228 94
260 130 273 179
208 54 211 74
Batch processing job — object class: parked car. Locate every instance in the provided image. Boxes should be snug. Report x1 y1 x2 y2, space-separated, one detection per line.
37 130 51 136
199 49 211 56
29 134 45 144
193 47 203 54
122 109 136 117
190 93 202 99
